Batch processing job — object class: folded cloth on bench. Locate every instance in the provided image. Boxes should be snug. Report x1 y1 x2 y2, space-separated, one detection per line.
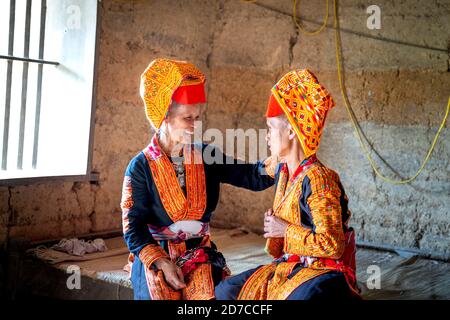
27 238 129 264
51 238 108 256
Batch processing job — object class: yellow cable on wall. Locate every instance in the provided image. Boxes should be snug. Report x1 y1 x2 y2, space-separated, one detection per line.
330 0 449 184
242 0 450 185
293 0 329 35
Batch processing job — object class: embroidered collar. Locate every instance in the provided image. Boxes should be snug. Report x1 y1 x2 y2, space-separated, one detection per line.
282 154 318 183
142 134 207 222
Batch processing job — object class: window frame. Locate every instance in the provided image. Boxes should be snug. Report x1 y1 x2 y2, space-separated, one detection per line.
0 0 101 186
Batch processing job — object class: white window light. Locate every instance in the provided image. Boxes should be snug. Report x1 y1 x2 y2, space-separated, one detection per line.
0 0 99 183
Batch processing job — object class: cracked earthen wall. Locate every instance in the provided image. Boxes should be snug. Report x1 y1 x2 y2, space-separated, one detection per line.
1 0 449 257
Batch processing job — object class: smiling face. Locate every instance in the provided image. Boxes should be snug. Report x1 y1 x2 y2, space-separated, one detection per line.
163 102 203 145
265 115 293 162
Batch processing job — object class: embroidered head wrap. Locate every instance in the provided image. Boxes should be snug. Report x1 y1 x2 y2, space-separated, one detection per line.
140 58 206 129
266 69 335 158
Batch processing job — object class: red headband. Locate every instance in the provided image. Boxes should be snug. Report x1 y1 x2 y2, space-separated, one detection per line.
172 82 206 105
265 93 284 117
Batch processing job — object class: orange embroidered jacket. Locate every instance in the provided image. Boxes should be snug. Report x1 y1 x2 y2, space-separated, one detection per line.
237 158 355 300
267 161 351 260
121 143 275 273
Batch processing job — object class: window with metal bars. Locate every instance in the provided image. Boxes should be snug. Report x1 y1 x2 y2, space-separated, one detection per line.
0 0 99 184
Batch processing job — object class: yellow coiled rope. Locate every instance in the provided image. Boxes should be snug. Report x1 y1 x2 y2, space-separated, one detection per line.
293 0 329 35
241 0 449 185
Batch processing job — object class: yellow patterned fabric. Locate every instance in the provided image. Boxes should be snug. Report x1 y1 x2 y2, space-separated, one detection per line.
142 135 207 223
267 163 346 259
238 162 350 300
271 69 335 158
283 165 346 258
140 58 205 129
237 263 276 300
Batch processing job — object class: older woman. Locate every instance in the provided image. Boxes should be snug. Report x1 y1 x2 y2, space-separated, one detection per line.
120 58 275 300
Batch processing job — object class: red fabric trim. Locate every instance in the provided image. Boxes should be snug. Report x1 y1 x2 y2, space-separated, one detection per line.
265 94 284 117
287 230 359 294
172 82 206 105
289 154 318 182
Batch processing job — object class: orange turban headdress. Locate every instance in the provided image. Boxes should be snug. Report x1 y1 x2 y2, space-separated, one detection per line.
265 69 335 158
140 59 206 129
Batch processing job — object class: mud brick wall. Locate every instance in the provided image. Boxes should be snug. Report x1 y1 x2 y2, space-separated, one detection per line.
1 0 449 257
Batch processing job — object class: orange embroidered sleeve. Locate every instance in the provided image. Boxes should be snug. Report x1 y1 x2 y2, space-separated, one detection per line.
120 176 134 234
283 167 345 259
139 244 169 269
122 156 169 265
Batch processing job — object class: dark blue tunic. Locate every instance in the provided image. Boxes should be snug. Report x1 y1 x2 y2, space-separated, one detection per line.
122 144 274 299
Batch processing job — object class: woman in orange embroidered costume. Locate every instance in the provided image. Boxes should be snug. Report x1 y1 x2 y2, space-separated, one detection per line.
215 69 361 300
120 59 275 300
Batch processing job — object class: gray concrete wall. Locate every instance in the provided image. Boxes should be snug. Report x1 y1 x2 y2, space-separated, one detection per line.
1 0 449 257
